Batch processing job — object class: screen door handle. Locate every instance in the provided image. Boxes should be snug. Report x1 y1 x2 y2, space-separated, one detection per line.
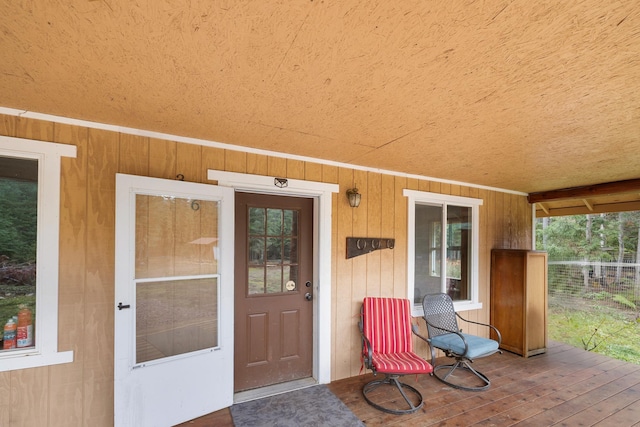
117 302 131 310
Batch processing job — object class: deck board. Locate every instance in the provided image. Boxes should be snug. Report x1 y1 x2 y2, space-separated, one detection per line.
176 341 640 426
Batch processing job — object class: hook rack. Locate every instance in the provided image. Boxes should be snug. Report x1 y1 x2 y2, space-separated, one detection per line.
346 237 395 259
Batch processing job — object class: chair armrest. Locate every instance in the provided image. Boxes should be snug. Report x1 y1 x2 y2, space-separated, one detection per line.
455 313 502 345
411 323 428 343
412 323 438 365
361 332 373 368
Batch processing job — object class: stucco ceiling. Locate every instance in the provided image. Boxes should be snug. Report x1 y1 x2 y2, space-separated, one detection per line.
1 0 639 197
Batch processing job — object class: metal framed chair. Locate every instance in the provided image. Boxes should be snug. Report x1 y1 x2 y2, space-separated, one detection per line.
359 297 433 414
416 293 501 391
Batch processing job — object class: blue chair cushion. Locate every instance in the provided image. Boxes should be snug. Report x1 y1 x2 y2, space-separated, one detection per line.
430 333 499 359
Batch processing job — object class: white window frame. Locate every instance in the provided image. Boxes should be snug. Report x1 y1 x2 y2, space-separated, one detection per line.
404 189 483 316
0 136 75 372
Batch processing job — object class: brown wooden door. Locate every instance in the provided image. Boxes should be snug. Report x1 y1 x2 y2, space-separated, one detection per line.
234 192 314 392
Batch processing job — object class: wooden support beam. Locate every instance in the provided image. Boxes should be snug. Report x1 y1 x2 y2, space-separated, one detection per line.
535 200 640 218
527 178 640 204
582 199 594 211
538 203 550 215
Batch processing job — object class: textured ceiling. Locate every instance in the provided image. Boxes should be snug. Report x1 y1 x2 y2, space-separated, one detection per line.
1 0 639 195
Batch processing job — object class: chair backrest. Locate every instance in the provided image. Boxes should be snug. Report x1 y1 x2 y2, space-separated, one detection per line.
362 297 414 354
422 293 460 338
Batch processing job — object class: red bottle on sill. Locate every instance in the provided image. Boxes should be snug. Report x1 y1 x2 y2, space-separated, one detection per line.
3 318 17 350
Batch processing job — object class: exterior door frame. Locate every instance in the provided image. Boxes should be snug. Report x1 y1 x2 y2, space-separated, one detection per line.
208 170 338 387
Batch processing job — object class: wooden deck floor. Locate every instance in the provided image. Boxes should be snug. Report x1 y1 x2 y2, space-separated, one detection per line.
177 341 640 426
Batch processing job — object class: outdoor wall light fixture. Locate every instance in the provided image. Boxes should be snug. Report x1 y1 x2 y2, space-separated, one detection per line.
346 186 361 208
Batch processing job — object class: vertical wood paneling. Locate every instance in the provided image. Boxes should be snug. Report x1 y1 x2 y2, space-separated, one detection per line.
0 113 536 424
119 134 149 176
50 123 88 425
224 150 246 174
334 168 354 380
11 367 50 426
177 143 202 182
286 159 305 179
83 128 118 425
246 153 268 175
322 165 338 184
15 116 54 142
350 169 368 376
0 372 10 426
366 172 381 297
380 174 395 298
0 114 16 136
267 156 287 177
149 138 176 179
304 162 323 182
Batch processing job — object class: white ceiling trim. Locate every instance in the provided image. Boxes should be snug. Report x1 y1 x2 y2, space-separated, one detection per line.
0 106 527 196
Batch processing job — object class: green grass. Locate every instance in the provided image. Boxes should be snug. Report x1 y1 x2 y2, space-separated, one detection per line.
548 307 640 364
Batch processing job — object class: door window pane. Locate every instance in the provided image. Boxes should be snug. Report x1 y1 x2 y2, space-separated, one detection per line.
266 209 282 235
136 278 218 364
266 266 283 293
249 208 265 234
0 157 38 352
135 195 219 279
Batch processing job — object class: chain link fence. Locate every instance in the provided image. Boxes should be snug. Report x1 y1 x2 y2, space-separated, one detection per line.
548 258 640 319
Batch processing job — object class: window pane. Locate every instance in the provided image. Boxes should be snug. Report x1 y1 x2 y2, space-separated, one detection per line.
249 208 265 234
136 278 218 363
447 205 471 301
266 266 282 293
0 157 38 352
266 209 282 236
249 237 265 264
248 266 265 294
282 238 293 263
414 204 443 304
267 237 282 262
283 210 297 235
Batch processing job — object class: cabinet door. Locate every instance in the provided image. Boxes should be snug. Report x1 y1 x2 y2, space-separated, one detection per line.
491 250 525 355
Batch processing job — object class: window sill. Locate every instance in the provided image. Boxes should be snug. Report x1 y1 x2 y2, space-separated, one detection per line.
0 350 74 372
412 301 483 318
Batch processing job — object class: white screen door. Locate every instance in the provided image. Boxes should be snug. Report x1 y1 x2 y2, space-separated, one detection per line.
114 174 234 427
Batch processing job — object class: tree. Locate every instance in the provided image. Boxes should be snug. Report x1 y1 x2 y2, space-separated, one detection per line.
0 179 38 262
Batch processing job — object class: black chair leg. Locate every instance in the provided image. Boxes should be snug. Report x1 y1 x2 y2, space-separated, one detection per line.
433 359 490 391
363 374 424 414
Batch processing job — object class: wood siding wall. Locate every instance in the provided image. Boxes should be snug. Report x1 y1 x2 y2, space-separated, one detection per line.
0 114 533 426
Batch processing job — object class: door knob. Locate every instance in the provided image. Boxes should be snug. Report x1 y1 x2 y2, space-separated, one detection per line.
304 293 313 301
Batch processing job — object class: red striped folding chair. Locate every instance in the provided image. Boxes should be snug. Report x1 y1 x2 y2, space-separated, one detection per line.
359 297 433 414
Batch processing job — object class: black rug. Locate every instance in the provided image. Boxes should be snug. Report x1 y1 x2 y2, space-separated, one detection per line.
230 384 365 427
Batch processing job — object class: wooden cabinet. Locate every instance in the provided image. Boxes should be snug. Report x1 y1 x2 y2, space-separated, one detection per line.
490 249 548 357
